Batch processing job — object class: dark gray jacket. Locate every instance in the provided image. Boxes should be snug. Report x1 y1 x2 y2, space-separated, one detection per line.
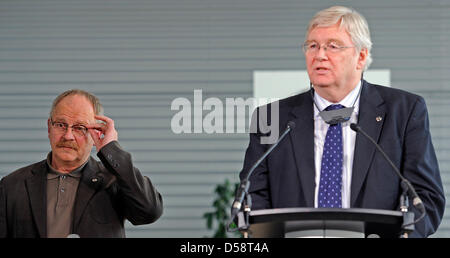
0 141 163 238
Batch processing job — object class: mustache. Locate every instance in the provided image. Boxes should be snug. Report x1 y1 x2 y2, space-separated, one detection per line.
56 141 78 150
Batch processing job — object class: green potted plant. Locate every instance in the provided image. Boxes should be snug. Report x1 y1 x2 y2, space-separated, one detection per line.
203 178 241 238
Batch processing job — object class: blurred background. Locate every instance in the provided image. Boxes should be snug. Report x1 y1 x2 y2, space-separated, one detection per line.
0 0 449 237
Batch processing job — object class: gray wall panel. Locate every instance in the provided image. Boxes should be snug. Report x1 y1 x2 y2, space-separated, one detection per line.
0 0 449 237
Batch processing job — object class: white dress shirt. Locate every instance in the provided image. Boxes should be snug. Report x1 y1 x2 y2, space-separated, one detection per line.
313 82 361 208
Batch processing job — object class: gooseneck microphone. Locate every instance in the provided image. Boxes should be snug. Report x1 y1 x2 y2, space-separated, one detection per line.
350 123 426 225
229 121 296 224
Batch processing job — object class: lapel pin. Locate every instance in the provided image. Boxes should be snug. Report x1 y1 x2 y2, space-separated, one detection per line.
376 116 382 122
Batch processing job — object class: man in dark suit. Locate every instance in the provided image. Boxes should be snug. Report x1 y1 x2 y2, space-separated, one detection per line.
0 89 163 238
239 6 445 237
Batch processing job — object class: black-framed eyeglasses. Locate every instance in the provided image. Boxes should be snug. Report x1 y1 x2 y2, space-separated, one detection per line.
50 119 88 137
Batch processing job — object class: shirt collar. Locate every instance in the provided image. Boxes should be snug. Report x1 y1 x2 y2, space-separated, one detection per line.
46 152 87 179
313 81 361 118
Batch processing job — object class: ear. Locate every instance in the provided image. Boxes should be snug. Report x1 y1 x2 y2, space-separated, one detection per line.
47 119 51 135
356 48 368 71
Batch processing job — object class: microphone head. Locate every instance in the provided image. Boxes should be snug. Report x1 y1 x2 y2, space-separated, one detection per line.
350 123 359 132
287 121 296 129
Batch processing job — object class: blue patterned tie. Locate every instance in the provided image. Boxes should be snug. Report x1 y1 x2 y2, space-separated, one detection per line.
318 104 344 208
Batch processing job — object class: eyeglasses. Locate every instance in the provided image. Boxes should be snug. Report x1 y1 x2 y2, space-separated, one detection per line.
50 119 88 137
302 41 354 54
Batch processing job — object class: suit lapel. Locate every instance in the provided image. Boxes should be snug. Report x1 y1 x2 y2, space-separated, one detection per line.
288 92 316 207
25 161 48 237
350 81 386 206
72 157 99 232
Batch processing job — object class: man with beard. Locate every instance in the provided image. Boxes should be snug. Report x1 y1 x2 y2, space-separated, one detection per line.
0 89 163 238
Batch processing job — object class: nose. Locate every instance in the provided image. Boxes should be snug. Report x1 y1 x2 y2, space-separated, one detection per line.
314 46 328 61
62 127 76 140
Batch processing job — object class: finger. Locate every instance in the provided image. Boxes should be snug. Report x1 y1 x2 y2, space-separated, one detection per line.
94 115 115 134
88 128 102 148
94 115 114 125
86 123 106 131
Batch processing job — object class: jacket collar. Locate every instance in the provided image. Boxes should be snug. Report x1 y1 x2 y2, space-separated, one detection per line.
72 156 104 232
288 92 316 207
26 161 48 237
350 80 386 206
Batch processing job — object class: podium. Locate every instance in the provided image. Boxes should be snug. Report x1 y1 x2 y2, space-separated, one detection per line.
241 208 404 238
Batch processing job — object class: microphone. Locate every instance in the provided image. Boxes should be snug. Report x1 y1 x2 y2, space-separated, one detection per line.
230 121 296 219
350 123 426 222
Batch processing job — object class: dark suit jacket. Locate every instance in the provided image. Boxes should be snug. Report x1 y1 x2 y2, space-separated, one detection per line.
240 80 445 237
0 141 163 238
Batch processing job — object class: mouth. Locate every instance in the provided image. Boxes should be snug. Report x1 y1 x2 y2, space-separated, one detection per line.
60 147 75 151
314 67 330 75
57 144 77 151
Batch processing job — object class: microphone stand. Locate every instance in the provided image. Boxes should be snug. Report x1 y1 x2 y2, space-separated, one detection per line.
350 123 426 238
228 122 295 237
232 178 252 237
399 181 415 238
238 190 252 238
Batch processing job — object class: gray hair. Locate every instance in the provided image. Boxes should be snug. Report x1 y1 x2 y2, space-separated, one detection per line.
49 89 104 118
305 6 373 71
